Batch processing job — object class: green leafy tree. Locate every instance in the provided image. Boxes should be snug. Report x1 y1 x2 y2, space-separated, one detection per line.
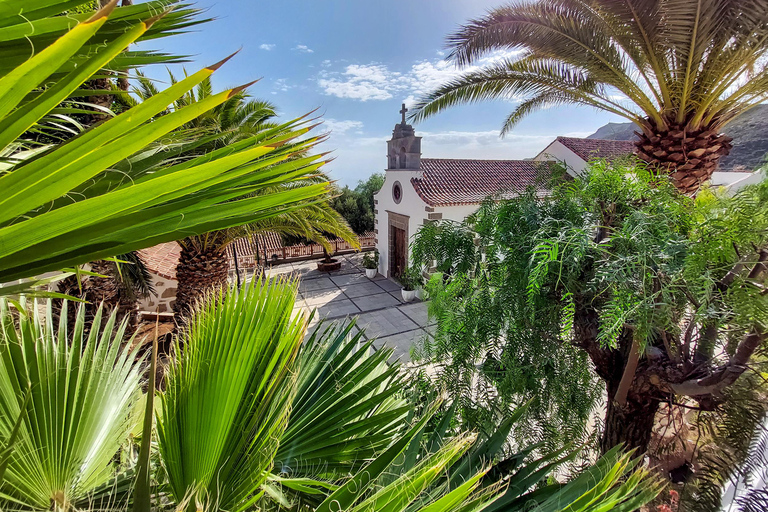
412 161 768 456
330 172 385 234
412 0 768 195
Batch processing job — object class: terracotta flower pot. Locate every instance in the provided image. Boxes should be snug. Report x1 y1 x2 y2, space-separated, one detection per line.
317 259 341 271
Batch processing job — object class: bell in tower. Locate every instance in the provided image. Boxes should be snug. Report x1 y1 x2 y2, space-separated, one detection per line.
387 103 421 170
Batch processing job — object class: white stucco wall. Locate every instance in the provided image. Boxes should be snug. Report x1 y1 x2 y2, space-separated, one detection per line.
374 169 483 277
534 140 586 176
435 204 478 223
374 169 427 277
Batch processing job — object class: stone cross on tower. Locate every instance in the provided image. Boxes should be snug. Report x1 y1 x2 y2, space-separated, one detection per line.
387 101 420 169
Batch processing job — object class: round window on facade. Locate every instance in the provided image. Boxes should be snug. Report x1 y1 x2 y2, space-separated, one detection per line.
392 181 402 204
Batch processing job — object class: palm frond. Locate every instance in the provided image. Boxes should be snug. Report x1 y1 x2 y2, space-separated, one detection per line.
157 277 307 511
0 299 144 510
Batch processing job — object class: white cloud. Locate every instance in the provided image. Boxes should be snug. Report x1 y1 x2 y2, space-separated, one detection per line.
294 44 314 53
317 63 403 101
325 128 592 186
272 78 293 93
316 49 525 103
259 43 275 51
321 59 332 67
323 119 364 134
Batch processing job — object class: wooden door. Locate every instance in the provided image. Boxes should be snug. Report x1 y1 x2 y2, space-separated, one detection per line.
390 226 406 277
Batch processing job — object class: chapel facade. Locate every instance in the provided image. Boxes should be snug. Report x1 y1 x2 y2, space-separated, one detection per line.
373 105 558 278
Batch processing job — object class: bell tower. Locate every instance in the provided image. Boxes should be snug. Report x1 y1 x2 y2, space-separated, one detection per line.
387 103 421 170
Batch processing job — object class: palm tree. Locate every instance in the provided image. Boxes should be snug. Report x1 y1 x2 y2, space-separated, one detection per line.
128 75 357 318
411 0 768 195
173 194 357 317
129 72 280 147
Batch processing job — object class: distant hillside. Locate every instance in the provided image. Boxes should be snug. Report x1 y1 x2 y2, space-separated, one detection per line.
587 105 768 171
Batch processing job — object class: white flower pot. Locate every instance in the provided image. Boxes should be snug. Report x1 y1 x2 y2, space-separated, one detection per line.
365 268 377 279
416 288 426 300
402 289 417 302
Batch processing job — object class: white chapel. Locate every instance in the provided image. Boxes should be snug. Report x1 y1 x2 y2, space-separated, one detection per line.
373 105 558 278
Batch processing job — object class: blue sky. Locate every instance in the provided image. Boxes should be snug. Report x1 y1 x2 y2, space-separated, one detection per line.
152 0 627 186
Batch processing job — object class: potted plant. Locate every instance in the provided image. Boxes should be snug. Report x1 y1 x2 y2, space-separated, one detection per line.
414 268 428 300
399 267 419 302
362 251 379 278
317 248 342 272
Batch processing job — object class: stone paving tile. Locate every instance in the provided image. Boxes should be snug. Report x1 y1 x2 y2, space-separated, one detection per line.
302 288 346 305
351 292 402 312
341 281 388 298
397 302 431 327
309 298 361 320
299 277 337 293
330 273 368 286
344 253 365 267
305 319 362 341
375 279 402 292
373 329 426 363
266 264 296 276
355 308 419 338
388 291 407 304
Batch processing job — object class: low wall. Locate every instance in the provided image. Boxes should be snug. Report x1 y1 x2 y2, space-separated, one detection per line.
228 234 375 269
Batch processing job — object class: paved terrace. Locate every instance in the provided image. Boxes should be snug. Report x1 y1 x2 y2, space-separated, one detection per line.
264 253 433 362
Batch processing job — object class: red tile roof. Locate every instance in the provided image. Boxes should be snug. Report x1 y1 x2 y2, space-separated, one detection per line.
139 242 180 280
556 137 634 162
411 158 558 206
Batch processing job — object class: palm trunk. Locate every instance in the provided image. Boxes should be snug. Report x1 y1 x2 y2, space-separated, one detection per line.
634 123 733 195
53 260 139 339
173 244 230 319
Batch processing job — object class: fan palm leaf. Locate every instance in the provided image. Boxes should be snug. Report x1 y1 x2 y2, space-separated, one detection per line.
275 320 410 477
0 299 144 510
157 277 307 511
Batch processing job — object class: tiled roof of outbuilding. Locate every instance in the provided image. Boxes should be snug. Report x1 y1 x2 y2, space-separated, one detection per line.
139 242 180 280
556 137 635 162
411 158 558 206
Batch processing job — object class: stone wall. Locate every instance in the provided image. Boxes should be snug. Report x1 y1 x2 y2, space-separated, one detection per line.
138 271 177 313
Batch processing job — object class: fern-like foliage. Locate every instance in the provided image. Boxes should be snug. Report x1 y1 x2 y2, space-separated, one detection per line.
411 159 768 495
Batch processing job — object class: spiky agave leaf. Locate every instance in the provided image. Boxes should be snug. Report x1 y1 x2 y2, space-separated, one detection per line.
157 277 308 512
0 299 144 510
0 0 207 81
0 4 332 288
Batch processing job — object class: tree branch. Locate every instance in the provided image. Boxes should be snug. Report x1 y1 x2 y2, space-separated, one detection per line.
671 249 768 397
717 249 768 291
671 329 764 397
614 335 640 407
